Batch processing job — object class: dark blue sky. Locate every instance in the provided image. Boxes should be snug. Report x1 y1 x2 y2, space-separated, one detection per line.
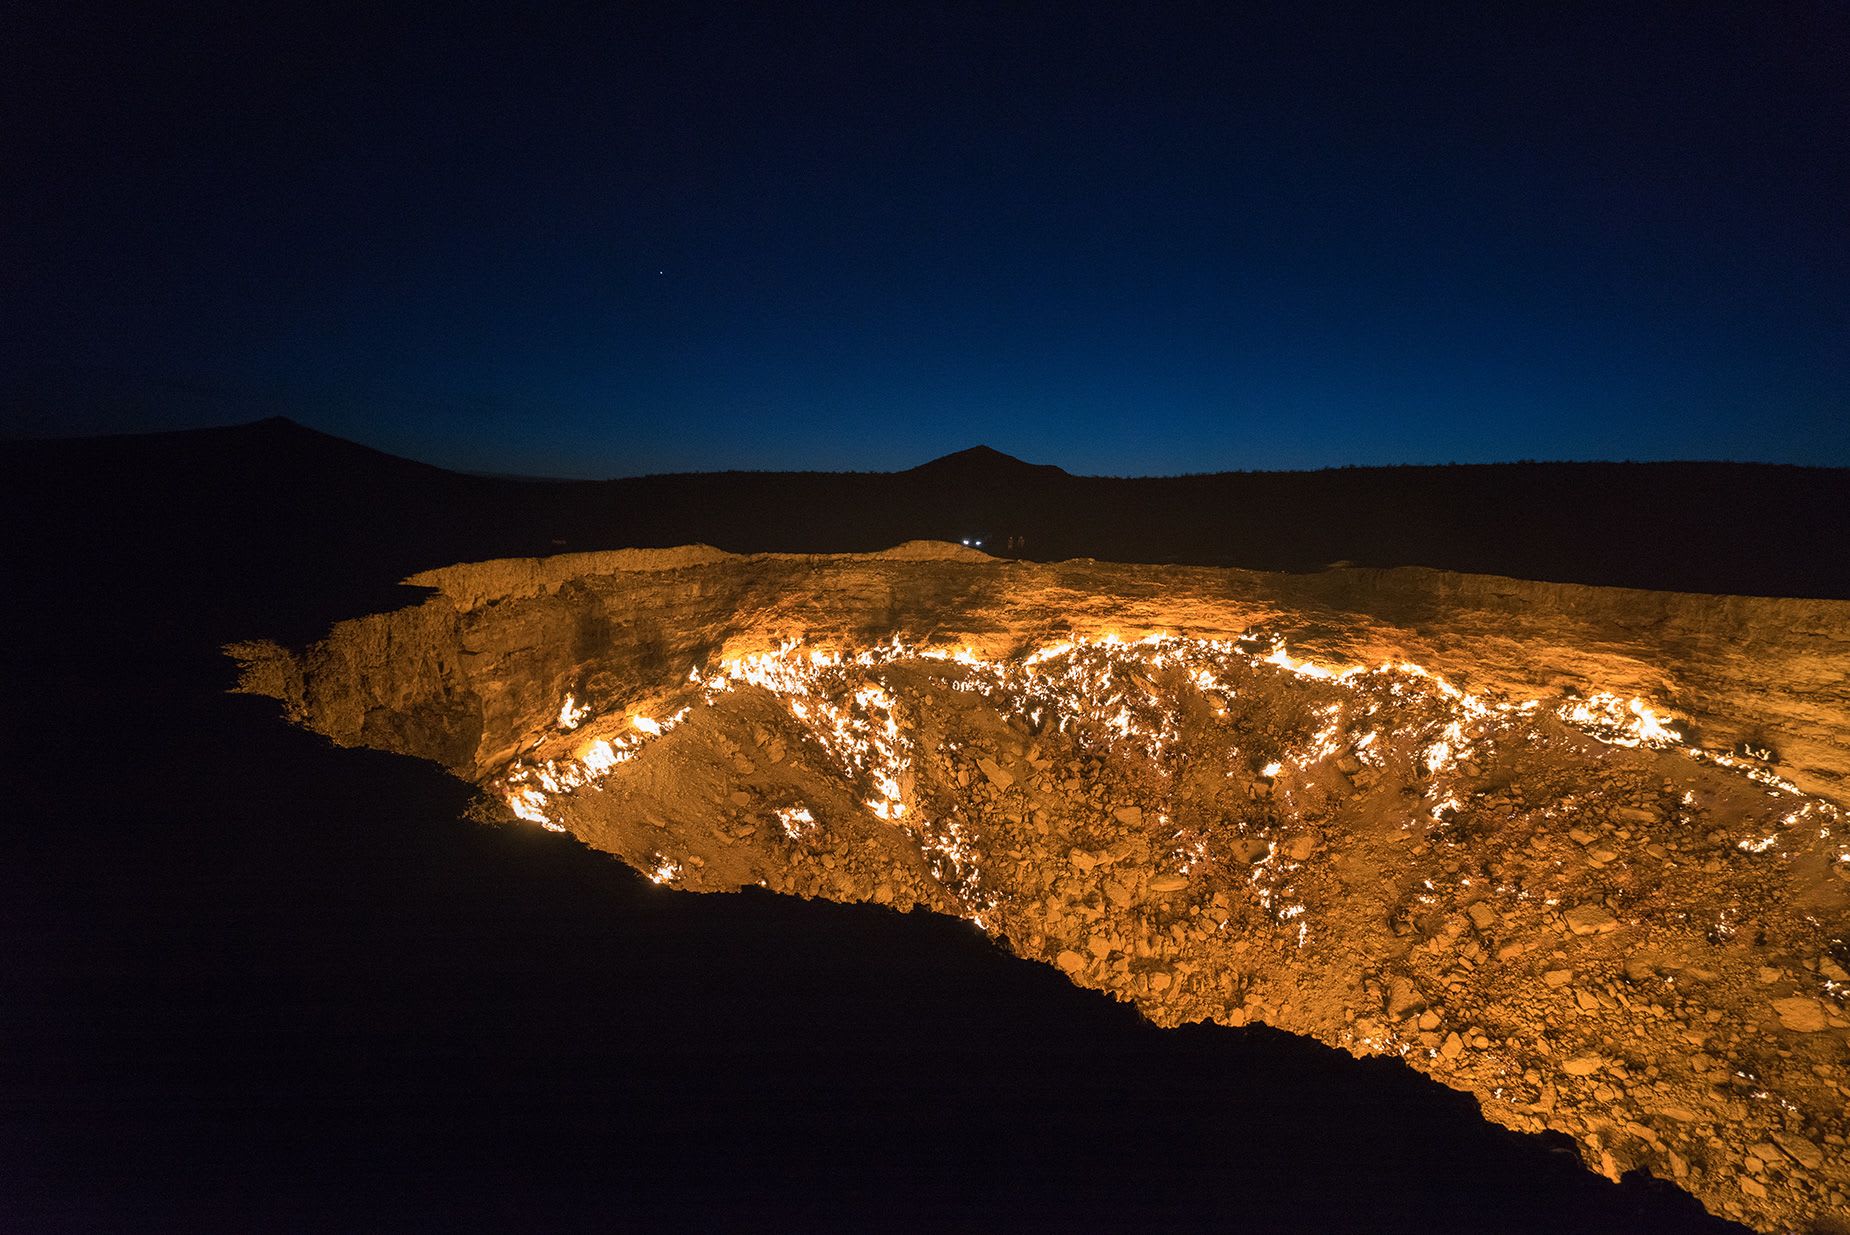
5 2 1846 476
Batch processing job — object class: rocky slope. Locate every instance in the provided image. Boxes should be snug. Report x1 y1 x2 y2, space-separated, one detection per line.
232 544 1850 1232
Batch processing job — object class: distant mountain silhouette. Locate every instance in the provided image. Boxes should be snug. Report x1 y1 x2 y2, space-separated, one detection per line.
7 419 1848 638
905 444 1070 482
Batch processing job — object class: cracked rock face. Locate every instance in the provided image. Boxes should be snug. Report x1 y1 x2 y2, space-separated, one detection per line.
232 543 1850 1233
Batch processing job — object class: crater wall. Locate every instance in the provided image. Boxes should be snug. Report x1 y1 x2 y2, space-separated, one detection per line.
231 544 1850 1233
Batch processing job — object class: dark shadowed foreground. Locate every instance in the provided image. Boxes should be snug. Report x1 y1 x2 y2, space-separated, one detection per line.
6 421 1818 1232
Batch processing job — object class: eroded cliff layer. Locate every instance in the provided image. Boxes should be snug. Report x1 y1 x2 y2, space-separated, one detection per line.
231 543 1850 1232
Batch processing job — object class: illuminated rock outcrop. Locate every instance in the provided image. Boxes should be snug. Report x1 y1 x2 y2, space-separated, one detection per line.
232 543 1850 1232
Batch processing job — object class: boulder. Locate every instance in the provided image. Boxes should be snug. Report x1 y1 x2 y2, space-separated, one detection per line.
1563 904 1619 935
1770 996 1828 1033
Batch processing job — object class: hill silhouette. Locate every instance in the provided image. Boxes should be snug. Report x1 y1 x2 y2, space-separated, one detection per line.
904 444 1071 483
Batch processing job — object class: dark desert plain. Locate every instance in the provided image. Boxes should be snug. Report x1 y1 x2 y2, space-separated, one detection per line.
0 419 1845 1233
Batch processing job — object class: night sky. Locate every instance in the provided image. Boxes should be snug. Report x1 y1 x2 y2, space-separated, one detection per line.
5 2 1846 477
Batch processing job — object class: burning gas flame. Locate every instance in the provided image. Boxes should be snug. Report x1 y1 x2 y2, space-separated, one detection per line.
497 631 1833 876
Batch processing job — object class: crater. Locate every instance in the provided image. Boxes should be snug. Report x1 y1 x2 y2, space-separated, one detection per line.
231 541 1850 1233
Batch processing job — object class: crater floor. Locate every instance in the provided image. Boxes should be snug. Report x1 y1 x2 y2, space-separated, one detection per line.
233 543 1850 1233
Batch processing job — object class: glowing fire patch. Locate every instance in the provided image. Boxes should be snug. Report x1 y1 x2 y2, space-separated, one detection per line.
776 806 817 839
497 631 1835 883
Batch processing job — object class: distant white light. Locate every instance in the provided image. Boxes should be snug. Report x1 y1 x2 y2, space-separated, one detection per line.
961 538 970 545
